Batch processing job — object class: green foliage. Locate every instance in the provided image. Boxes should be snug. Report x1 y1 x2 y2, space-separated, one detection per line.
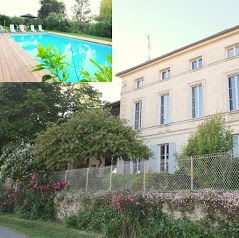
33 109 152 171
18 174 69 221
180 114 233 156
38 0 66 18
11 16 25 25
88 20 112 38
0 83 62 154
72 0 91 23
43 12 69 31
64 191 239 238
81 54 112 82
99 0 112 19
0 187 15 213
32 44 70 82
0 14 12 26
0 83 103 156
0 146 37 182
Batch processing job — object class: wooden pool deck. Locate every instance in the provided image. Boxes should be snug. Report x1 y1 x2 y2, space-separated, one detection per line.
0 33 48 82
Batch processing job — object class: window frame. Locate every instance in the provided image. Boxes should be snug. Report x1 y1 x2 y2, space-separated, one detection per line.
227 45 239 58
191 84 203 118
191 57 203 70
161 68 171 80
228 75 239 111
159 93 170 125
135 78 144 89
133 101 142 129
159 144 169 172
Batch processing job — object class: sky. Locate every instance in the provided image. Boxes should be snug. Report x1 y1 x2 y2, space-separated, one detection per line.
0 0 101 18
1 0 239 102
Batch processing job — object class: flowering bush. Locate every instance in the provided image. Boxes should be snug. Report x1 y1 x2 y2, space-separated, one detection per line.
0 188 15 213
64 190 239 238
19 173 70 220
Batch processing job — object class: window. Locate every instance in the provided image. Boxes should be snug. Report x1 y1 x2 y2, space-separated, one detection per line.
136 78 144 88
134 101 142 129
192 85 203 118
227 45 239 58
192 58 202 70
160 94 170 124
162 69 170 80
228 75 239 111
160 144 169 171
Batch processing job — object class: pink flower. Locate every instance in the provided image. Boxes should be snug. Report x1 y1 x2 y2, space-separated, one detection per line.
110 205 114 209
31 174 36 180
130 199 134 202
135 202 140 206
128 195 133 200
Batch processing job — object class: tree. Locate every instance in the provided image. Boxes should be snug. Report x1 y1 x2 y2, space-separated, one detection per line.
180 114 233 156
38 0 66 18
0 83 103 155
99 0 112 20
71 0 91 23
33 109 152 171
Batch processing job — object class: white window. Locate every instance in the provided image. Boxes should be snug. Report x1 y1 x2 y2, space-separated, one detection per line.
192 58 202 70
192 85 203 118
134 101 142 129
162 69 170 80
160 94 170 124
160 144 169 172
227 45 239 58
228 75 239 111
136 78 144 88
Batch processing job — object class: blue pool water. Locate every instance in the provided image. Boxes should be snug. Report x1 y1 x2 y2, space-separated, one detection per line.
11 33 112 82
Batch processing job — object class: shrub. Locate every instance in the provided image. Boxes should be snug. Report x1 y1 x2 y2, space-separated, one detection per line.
64 190 239 237
19 173 70 220
0 187 15 213
88 21 112 38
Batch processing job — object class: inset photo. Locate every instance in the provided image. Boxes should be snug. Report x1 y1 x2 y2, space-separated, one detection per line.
0 0 112 82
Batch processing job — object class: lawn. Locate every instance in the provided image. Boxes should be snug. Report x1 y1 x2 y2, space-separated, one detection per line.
47 30 112 42
3 27 111 42
0 214 102 238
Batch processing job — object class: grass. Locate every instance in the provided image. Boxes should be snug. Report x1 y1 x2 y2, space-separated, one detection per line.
4 26 111 42
47 30 112 42
0 214 102 238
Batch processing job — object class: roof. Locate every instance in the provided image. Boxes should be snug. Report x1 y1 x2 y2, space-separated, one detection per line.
116 24 239 77
106 100 120 107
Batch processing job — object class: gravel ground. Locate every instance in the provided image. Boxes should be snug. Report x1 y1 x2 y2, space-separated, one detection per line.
0 227 29 238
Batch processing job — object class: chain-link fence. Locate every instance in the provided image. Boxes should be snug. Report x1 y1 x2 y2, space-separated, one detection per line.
53 153 239 192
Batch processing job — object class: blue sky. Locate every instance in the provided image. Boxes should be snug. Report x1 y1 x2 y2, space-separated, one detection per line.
97 0 239 102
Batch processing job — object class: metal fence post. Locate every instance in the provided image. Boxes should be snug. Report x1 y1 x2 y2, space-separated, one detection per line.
86 168 89 192
64 170 68 182
191 156 194 190
109 163 113 191
143 161 146 191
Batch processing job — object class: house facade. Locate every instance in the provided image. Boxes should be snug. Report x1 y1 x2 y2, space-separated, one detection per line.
116 25 239 173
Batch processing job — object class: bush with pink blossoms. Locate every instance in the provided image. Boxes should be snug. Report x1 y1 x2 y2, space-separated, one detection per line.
19 173 70 221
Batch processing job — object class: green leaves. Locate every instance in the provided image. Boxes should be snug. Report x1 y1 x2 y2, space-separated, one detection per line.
32 44 70 82
80 54 112 82
33 109 152 171
180 114 233 157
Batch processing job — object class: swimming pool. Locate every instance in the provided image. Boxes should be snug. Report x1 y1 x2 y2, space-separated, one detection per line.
11 33 112 82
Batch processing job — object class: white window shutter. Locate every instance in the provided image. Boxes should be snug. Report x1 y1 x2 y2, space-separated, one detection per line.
149 144 160 172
